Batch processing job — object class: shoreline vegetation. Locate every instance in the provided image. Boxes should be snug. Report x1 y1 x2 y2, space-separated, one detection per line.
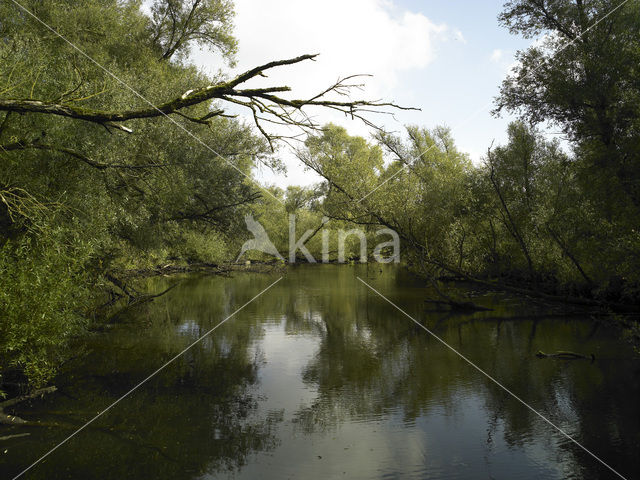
2 0 640 400
0 262 636 428
116 260 285 278
111 259 640 319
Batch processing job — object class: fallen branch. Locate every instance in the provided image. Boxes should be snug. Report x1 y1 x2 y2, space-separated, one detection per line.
536 350 595 361
0 433 31 441
0 386 57 425
423 298 492 312
423 273 492 312
126 282 181 307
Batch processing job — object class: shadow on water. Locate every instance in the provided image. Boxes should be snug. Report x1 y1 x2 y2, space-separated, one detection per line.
2 264 639 479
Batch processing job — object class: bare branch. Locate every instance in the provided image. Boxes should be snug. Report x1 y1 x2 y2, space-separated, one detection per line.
0 54 418 145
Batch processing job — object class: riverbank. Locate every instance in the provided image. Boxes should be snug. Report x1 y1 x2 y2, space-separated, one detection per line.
116 260 286 279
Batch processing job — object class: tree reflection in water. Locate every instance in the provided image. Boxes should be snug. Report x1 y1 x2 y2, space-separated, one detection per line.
5 265 639 480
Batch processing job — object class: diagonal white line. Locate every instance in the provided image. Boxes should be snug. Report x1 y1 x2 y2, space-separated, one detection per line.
9 0 284 204
356 0 631 204
11 276 283 480
356 276 628 480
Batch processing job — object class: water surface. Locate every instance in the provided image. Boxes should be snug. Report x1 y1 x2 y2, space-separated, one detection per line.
3 265 639 479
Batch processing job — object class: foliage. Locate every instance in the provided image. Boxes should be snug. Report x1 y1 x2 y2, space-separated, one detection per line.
148 0 238 62
0 0 404 391
0 0 255 388
284 1 640 305
496 0 640 213
292 116 640 302
2 0 640 393
295 124 472 273
0 228 99 390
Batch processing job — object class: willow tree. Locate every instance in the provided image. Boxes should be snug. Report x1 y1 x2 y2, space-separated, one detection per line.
295 124 475 304
495 0 640 215
494 0 640 299
0 0 408 391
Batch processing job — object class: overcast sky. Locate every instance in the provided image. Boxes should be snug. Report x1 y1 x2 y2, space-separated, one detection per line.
191 0 535 187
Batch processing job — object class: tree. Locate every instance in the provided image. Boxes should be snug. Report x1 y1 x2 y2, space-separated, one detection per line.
148 0 237 62
296 124 473 277
0 0 412 391
485 122 541 277
493 0 640 299
481 122 597 285
495 0 640 213
284 185 322 214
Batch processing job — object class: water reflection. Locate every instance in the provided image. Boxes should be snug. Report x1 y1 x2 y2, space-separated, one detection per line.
2 265 639 479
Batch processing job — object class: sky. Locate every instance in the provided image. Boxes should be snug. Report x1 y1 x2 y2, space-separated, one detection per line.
190 0 536 187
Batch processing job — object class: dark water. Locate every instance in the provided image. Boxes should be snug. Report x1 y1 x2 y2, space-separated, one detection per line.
2 265 640 479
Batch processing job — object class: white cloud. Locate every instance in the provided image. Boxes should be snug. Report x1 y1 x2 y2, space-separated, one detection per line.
194 0 449 120
228 0 446 94
191 0 452 186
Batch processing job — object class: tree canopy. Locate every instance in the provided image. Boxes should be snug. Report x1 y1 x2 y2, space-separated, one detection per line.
0 0 408 391
495 0 640 212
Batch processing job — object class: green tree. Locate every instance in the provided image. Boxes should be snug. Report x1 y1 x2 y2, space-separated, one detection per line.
493 0 640 299
0 0 404 391
495 0 640 214
148 0 237 62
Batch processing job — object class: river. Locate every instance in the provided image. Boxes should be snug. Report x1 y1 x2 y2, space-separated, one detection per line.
2 264 639 479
